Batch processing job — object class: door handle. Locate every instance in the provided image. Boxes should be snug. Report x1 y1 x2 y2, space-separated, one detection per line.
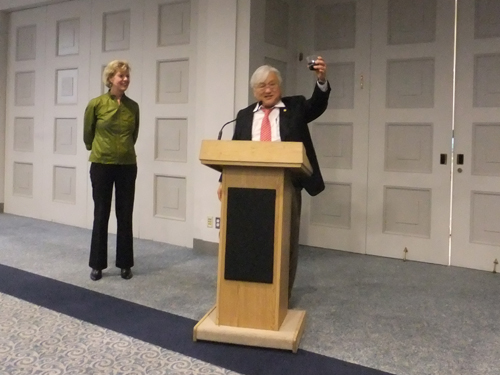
440 154 447 165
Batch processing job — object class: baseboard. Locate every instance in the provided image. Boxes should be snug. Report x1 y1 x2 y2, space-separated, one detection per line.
193 238 218 255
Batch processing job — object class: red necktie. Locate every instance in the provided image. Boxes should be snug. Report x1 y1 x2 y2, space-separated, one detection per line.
260 107 273 141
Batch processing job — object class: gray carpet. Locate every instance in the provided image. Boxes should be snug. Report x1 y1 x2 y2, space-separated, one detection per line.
1 213 499 375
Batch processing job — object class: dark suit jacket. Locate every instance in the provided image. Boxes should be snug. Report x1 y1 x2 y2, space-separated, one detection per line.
232 83 330 196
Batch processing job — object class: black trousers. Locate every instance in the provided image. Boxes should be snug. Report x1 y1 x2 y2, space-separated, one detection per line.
288 187 302 298
89 163 137 270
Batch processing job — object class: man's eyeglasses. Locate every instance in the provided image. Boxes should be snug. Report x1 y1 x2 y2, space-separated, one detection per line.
255 81 279 91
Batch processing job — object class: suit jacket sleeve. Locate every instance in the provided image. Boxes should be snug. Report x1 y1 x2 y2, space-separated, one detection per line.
300 120 325 196
305 82 331 123
297 82 331 196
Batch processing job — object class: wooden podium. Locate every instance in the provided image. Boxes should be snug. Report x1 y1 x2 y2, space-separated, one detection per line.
193 140 312 352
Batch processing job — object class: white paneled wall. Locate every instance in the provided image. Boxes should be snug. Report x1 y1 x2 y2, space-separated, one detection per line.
2 0 247 248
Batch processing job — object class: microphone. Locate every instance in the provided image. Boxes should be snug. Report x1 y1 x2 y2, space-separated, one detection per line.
217 117 239 140
217 103 262 140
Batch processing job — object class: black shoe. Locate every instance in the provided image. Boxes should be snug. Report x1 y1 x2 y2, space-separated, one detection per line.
90 269 102 281
121 268 133 280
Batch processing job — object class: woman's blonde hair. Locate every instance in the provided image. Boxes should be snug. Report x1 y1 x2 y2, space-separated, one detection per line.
102 60 131 88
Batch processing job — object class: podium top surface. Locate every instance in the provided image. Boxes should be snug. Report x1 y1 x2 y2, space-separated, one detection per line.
199 140 312 176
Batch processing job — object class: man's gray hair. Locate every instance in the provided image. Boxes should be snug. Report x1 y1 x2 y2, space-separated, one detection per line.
249 65 282 88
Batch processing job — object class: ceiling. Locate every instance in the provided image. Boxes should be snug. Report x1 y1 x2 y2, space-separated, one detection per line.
0 0 71 12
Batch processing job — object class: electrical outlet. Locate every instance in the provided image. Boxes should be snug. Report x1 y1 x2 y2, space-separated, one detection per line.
215 217 220 229
207 217 213 228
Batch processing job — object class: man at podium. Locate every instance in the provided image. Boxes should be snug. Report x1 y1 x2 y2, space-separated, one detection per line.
219 58 330 298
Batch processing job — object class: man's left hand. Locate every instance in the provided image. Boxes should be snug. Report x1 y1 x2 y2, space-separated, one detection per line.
313 56 327 83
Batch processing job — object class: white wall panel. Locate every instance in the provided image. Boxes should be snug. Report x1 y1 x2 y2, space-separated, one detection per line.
315 2 356 50
56 18 79 56
472 123 500 176
385 123 433 173
158 1 190 46
474 0 500 39
310 182 351 229
313 122 353 170
53 165 76 203
386 58 435 108
387 0 436 45
470 191 500 246
157 59 189 104
154 175 186 220
55 68 78 104
13 117 34 152
13 162 33 197
16 24 36 60
327 62 355 109
383 186 431 238
473 54 500 107
14 71 35 106
54 117 77 155
103 10 130 52
155 118 188 162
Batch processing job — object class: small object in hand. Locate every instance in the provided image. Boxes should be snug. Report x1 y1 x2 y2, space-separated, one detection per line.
306 55 318 71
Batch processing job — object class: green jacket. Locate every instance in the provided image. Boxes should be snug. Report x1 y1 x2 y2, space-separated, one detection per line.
83 92 140 164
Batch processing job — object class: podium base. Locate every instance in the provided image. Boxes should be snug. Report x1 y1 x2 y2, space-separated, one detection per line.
193 305 306 353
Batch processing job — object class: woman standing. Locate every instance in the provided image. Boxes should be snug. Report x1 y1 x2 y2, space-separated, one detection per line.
83 60 139 281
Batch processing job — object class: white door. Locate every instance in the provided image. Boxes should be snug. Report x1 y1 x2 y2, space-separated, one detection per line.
364 0 454 265
451 0 500 272
5 7 48 220
297 0 372 254
5 8 46 218
297 0 455 265
41 0 92 227
134 0 194 246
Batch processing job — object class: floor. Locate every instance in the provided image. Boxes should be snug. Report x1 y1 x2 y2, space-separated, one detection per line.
0 292 241 375
0 213 499 375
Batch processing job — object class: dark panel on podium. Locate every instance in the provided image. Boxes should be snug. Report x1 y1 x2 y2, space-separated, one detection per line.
224 187 276 283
